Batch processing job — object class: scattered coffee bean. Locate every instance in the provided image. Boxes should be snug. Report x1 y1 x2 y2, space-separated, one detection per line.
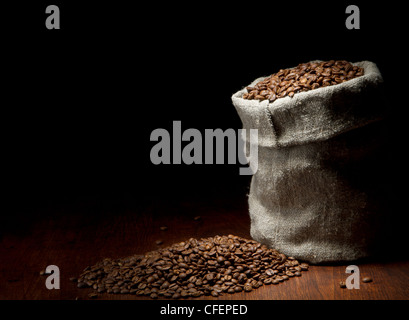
76 235 309 299
155 240 163 245
193 216 202 221
69 277 77 282
88 293 98 299
159 226 168 231
242 60 364 102
300 263 309 271
363 277 373 283
339 281 347 288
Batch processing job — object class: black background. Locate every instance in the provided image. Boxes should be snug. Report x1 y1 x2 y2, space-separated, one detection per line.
1 1 406 225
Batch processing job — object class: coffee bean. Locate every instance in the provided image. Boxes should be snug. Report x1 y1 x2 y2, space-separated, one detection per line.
155 240 163 245
216 256 225 263
234 286 242 292
172 293 181 299
244 284 253 292
159 226 168 231
340 281 347 288
300 263 309 271
363 277 373 283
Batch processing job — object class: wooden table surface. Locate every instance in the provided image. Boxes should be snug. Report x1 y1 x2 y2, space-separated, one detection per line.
1 195 408 300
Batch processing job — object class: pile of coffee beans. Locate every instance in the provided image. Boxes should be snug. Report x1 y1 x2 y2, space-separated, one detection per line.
76 235 309 299
242 60 364 102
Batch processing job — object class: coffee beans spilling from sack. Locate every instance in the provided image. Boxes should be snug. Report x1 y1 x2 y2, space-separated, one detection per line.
242 60 364 102
77 235 309 299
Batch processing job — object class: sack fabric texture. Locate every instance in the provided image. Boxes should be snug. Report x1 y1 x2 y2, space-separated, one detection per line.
232 61 387 264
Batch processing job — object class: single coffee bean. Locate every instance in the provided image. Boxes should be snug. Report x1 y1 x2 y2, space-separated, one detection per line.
363 277 373 283
340 281 347 288
300 263 309 271
172 293 181 299
244 284 253 292
206 273 214 281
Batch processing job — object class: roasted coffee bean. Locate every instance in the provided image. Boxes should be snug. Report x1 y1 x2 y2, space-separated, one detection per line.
244 284 253 292
340 281 347 288
363 277 373 283
300 263 309 271
77 235 308 299
172 293 181 299
242 60 364 102
234 286 242 292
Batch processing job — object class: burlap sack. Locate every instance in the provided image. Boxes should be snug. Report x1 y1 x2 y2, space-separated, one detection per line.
232 61 387 264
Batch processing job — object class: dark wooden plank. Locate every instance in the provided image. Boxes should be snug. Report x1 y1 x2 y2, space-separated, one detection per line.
1 197 408 300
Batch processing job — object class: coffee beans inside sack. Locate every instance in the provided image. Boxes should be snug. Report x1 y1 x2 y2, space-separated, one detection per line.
243 60 364 102
77 235 309 299
232 60 386 264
